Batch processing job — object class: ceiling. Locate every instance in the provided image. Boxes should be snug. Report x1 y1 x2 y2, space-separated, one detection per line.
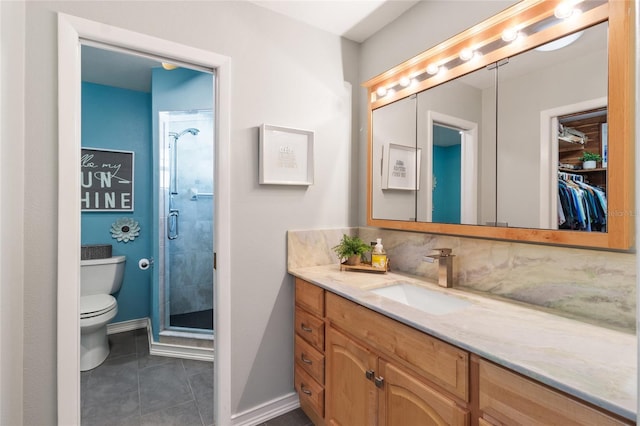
248 0 420 43
81 0 417 92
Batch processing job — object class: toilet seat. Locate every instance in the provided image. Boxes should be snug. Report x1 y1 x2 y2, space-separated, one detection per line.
81 294 117 319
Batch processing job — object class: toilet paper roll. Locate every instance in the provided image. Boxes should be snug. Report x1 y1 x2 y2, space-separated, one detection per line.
138 258 152 270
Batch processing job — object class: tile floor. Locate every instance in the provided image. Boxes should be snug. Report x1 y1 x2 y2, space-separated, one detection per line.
81 329 312 426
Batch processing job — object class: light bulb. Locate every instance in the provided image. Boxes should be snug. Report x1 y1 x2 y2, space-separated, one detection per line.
459 48 474 61
501 28 519 42
426 64 439 75
376 87 387 97
554 2 574 19
399 77 411 87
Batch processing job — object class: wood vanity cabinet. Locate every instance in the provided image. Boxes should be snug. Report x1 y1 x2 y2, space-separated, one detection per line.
294 278 326 425
325 292 470 425
477 358 633 426
294 279 633 426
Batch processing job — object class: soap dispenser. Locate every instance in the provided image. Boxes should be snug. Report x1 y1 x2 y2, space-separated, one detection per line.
371 238 387 269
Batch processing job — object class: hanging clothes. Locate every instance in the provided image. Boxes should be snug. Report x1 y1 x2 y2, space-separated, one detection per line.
558 178 607 232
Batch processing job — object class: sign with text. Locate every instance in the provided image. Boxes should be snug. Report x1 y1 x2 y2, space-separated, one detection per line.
81 148 135 211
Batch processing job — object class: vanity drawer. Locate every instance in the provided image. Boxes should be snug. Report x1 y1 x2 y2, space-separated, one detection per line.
479 359 632 425
295 334 325 385
295 278 324 317
326 292 468 401
295 306 325 352
295 364 325 419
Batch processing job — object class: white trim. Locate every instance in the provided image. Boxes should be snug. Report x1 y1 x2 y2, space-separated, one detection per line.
57 15 82 426
230 392 300 426
425 110 478 224
539 97 607 228
57 13 232 426
149 340 214 362
106 318 148 335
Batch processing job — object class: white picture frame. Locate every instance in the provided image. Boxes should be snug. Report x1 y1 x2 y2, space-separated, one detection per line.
259 124 314 185
382 143 421 190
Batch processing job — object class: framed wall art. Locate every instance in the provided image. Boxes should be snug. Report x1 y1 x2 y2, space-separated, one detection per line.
382 143 421 190
259 124 314 185
81 147 135 211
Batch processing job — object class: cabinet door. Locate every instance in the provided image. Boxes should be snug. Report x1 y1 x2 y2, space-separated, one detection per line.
325 328 377 426
378 360 469 426
479 359 632 425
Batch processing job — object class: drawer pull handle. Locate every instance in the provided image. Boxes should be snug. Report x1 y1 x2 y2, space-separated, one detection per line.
300 324 313 333
375 376 385 389
300 384 312 395
365 370 375 380
301 354 313 365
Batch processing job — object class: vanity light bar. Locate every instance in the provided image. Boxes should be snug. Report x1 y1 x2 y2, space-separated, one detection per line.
369 0 600 103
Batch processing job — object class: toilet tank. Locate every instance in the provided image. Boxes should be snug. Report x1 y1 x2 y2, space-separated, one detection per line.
80 255 126 296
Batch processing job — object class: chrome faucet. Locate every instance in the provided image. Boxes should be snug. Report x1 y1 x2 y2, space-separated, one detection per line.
422 248 455 288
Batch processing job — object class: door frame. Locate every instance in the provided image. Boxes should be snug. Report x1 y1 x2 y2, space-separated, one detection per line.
57 13 232 425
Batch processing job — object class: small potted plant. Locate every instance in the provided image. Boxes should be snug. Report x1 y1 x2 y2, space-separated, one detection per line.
332 234 372 266
579 152 602 170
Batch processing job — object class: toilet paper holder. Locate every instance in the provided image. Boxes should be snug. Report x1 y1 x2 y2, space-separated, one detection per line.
138 258 154 270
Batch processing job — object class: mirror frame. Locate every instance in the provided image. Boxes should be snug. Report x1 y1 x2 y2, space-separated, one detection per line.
364 0 634 250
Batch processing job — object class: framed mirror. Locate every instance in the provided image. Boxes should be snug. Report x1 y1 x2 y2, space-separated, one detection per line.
365 0 634 250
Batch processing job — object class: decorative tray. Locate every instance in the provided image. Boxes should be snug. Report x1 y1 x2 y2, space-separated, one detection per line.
340 261 388 273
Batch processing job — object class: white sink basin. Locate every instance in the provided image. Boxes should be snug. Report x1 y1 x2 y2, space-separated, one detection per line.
371 283 471 315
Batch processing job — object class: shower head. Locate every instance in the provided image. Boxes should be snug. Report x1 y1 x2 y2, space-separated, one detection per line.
169 128 200 140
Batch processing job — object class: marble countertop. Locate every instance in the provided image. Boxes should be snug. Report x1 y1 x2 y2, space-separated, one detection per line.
289 264 637 421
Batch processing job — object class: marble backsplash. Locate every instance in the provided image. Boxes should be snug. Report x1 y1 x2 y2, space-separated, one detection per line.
288 227 636 332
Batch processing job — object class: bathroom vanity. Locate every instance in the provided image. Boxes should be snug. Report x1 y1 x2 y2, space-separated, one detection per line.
291 269 635 425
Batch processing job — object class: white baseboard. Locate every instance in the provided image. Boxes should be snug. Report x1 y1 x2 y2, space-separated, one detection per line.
149 339 214 362
231 392 300 426
107 318 148 335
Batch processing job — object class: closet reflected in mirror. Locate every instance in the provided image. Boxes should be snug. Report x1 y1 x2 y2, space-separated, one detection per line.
496 21 608 231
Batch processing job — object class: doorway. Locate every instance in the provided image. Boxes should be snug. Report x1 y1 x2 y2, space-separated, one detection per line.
539 97 607 229
58 14 232 425
425 110 478 225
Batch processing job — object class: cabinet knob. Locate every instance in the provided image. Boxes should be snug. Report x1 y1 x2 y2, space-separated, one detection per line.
375 376 385 388
301 354 313 365
300 323 313 333
366 370 375 380
300 383 312 395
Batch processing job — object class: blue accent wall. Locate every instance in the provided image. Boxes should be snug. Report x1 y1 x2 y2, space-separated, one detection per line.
433 126 462 224
81 82 152 322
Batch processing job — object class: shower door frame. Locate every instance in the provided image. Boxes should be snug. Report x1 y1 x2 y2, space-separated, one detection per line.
158 110 215 335
57 14 232 425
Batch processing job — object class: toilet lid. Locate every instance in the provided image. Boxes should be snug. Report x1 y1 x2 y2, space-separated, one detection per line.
81 294 116 318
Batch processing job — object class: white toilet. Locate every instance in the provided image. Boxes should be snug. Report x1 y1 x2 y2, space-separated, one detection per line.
80 255 126 371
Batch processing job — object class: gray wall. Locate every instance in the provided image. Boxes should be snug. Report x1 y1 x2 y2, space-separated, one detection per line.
17 1 359 423
1 2 25 425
